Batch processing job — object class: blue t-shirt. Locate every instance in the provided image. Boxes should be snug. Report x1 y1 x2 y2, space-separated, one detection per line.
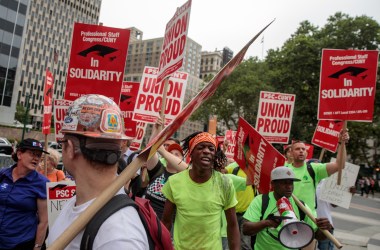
0 165 49 248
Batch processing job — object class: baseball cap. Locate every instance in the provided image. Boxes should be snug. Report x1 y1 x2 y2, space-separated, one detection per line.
271 166 300 181
17 138 49 154
167 143 184 156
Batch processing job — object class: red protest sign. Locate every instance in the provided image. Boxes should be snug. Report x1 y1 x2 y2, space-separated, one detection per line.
312 120 343 153
157 0 192 83
120 82 139 139
129 122 147 151
42 69 54 135
304 143 314 159
235 117 285 194
224 130 237 160
54 99 73 142
133 66 188 125
140 20 275 160
64 23 130 102
318 49 379 122
48 185 76 200
255 91 296 144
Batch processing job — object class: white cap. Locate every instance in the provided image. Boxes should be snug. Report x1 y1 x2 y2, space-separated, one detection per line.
271 166 301 182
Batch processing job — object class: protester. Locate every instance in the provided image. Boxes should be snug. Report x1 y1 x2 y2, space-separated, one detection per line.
145 117 188 219
364 177 371 198
0 138 49 250
226 161 255 250
316 179 335 250
118 138 145 197
283 144 293 166
242 167 332 250
358 177 366 196
38 148 65 182
287 129 349 211
161 131 240 250
47 94 149 249
221 165 251 250
368 177 375 198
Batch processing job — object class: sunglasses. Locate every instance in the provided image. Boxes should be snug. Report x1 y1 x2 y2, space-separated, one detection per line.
57 139 69 148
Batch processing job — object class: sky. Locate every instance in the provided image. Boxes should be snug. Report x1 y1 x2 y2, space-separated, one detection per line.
99 0 380 59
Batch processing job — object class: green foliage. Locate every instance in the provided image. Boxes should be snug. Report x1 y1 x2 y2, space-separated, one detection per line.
191 57 273 132
14 104 29 123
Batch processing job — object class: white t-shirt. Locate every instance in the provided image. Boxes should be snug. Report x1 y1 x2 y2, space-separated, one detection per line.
48 189 149 249
316 179 334 226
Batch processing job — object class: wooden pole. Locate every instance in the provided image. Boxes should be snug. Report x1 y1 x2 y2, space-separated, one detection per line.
292 194 342 249
337 121 347 185
159 77 170 129
318 148 325 162
48 155 147 249
44 134 48 176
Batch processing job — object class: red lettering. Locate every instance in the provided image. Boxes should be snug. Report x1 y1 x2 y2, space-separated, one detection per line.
167 80 183 98
136 94 147 109
261 102 291 118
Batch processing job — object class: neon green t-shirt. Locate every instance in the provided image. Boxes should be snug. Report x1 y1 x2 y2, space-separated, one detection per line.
287 162 328 213
243 192 317 250
226 162 255 213
162 169 237 250
220 174 247 237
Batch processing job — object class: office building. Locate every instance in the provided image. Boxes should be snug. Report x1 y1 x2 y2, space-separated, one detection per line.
9 0 101 128
200 50 223 79
0 0 30 125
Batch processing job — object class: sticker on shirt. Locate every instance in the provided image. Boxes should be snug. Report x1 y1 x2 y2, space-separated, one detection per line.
100 110 122 133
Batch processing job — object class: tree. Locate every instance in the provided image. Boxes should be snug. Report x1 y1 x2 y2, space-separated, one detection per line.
190 57 273 132
192 12 380 163
14 104 30 123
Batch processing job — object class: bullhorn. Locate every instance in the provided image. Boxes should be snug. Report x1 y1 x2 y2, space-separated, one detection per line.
277 197 314 249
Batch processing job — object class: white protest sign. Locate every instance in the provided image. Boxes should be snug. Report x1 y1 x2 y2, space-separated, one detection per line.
157 0 192 83
224 130 237 160
133 66 188 125
319 157 359 209
54 99 73 142
130 122 147 151
46 181 76 229
255 91 296 144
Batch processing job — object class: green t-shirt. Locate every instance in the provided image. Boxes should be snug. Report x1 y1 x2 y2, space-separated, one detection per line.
226 162 255 213
162 169 237 250
243 192 317 250
220 174 247 237
287 162 328 213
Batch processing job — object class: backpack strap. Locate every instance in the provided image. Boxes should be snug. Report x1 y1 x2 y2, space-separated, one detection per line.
297 200 306 221
306 162 316 189
232 166 240 176
306 162 318 209
80 194 154 250
260 193 269 220
260 193 305 221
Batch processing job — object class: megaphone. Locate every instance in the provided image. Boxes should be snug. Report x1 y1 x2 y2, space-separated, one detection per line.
276 197 314 249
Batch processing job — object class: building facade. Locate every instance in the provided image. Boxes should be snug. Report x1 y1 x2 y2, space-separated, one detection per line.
8 0 101 128
200 50 223 79
0 0 30 125
124 27 204 141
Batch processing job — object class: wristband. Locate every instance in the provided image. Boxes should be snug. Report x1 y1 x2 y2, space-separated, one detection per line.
34 243 42 248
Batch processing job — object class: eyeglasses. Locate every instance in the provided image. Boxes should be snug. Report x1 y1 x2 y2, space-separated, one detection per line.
27 150 43 158
58 139 68 148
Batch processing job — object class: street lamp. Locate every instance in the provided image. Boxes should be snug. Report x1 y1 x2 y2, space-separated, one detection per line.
21 94 31 141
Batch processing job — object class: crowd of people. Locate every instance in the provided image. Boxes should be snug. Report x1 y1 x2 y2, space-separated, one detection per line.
0 93 366 250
